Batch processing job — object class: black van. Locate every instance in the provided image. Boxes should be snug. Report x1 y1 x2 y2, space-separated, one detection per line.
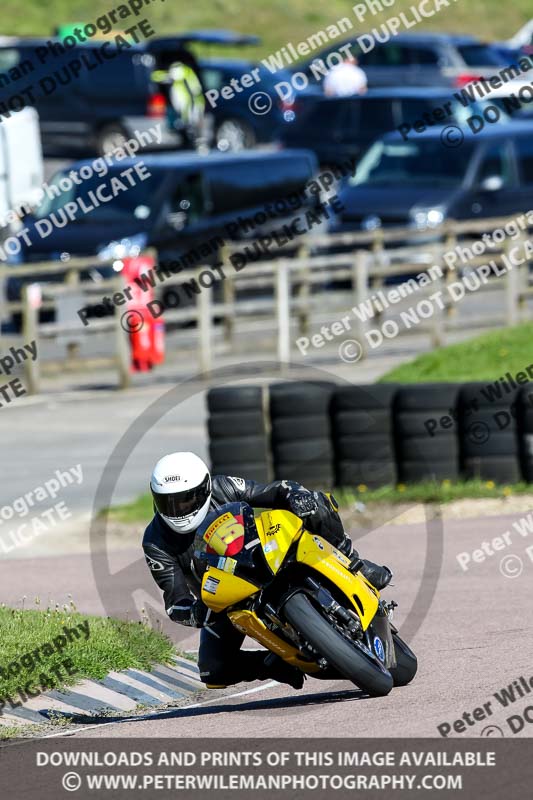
7 149 318 312
278 89 511 168
0 32 256 155
328 122 533 234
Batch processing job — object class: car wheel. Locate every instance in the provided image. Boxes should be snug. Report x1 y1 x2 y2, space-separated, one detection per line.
215 119 256 152
95 124 129 156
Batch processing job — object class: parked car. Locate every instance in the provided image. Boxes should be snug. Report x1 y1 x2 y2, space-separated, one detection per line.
278 88 511 167
6 149 318 314
199 57 319 151
0 31 256 156
327 121 533 234
299 34 513 89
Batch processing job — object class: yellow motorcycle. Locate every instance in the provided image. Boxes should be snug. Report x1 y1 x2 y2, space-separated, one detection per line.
194 502 417 697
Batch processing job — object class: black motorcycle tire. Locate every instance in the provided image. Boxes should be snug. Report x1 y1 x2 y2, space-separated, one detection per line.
389 632 418 687
283 592 393 697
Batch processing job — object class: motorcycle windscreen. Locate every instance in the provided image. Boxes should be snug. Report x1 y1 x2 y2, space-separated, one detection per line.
256 509 303 574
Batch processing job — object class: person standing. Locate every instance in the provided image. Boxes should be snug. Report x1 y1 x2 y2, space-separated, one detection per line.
324 55 368 97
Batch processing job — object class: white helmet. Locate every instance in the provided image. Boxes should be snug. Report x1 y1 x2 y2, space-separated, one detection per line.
150 452 211 534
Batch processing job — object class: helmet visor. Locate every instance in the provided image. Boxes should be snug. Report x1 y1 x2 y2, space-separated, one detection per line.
152 474 211 519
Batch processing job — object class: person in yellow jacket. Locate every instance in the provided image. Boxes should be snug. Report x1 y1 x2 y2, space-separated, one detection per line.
152 61 206 148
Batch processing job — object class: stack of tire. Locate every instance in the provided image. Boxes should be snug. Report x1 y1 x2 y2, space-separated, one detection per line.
207 386 270 483
270 382 334 487
394 383 461 483
518 383 533 481
458 382 521 483
332 384 398 488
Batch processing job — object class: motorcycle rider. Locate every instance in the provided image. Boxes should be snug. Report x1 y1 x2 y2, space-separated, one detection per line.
143 451 392 690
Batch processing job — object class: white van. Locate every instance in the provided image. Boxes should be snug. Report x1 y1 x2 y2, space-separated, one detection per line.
0 106 44 228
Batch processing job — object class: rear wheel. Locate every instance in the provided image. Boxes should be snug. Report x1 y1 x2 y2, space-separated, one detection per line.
283 592 393 697
389 632 417 687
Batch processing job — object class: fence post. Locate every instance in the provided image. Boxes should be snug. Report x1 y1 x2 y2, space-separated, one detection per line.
65 267 81 361
429 244 445 348
115 309 131 390
0 266 5 348
22 285 39 394
352 250 369 360
198 277 212 374
505 243 520 326
220 247 235 344
276 259 291 366
443 230 457 319
518 232 529 316
295 244 311 336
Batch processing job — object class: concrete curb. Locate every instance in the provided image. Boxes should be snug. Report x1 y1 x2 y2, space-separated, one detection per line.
0 655 203 728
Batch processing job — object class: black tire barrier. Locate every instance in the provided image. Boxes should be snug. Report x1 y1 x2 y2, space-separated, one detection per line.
206 381 533 489
394 383 461 483
210 462 270 483
208 410 265 438
458 382 521 483
271 414 330 443
518 384 533 482
270 381 334 417
270 382 335 488
207 385 264 413
331 384 397 488
274 461 335 486
462 456 521 484
210 435 269 464
399 459 460 483
206 385 271 483
336 460 396 487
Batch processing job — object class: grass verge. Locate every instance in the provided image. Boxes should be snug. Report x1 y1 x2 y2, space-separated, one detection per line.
337 479 533 506
105 478 533 526
380 324 533 384
0 603 175 702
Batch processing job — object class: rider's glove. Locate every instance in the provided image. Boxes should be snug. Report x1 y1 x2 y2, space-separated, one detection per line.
167 598 207 628
288 491 319 519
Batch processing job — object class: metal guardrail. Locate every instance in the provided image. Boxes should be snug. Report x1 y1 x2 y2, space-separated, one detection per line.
160 215 533 371
0 217 531 386
0 254 132 391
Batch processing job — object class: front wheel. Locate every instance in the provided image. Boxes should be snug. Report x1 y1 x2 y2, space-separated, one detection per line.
283 592 393 697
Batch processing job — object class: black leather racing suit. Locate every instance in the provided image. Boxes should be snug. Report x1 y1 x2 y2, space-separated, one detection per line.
143 475 345 687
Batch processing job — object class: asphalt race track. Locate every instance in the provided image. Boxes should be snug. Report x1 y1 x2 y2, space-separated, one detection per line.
3 510 531 740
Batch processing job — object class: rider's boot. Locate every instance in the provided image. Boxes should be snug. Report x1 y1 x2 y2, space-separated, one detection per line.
338 536 393 591
261 653 305 690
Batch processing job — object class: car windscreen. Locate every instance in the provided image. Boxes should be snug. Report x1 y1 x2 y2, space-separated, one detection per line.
33 167 167 224
457 44 505 67
350 139 475 187
399 97 510 126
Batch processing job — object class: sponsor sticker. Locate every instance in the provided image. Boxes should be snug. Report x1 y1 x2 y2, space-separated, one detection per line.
373 635 385 662
204 512 233 542
204 576 220 595
217 557 237 574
